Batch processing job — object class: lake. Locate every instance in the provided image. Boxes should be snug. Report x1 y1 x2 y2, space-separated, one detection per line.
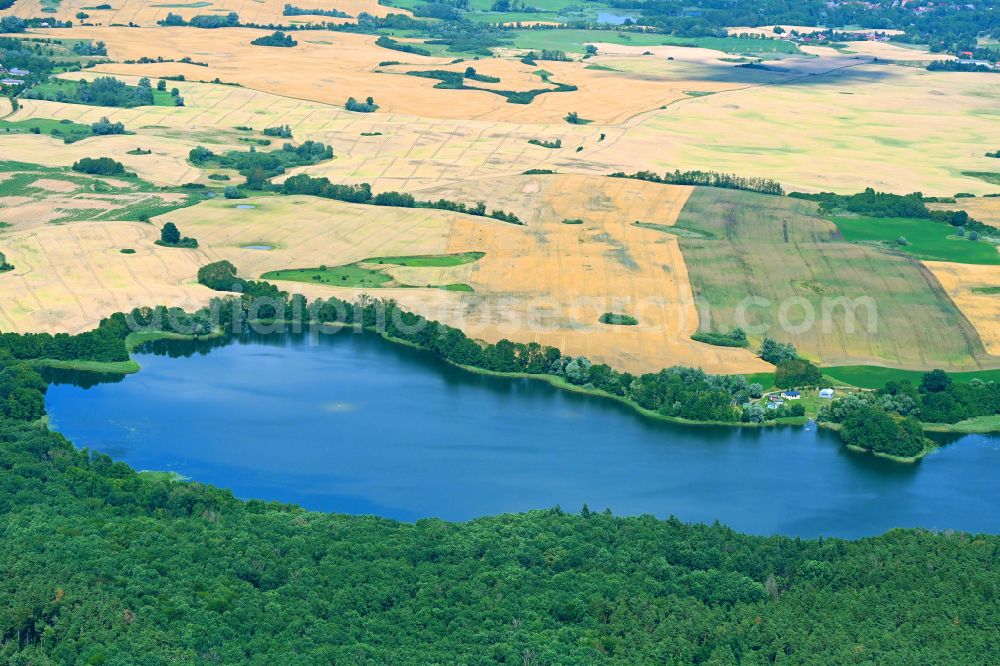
597 13 636 26
44 330 1000 539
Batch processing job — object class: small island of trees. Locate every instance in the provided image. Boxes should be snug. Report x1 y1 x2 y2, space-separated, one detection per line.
71 156 127 176
599 312 638 326
251 31 297 48
345 96 379 113
155 221 198 249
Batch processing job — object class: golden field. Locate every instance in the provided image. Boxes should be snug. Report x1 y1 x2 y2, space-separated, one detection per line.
930 198 1000 229
0 20 998 374
0 0 403 28
148 175 771 374
1 26 994 195
923 261 1000 356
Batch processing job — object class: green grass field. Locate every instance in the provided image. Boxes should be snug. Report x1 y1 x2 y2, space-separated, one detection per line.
832 215 1000 265
263 265 394 289
262 253 483 290
368 252 484 267
0 118 94 143
675 188 990 370
507 30 801 55
0 160 205 222
822 365 1000 388
27 79 177 108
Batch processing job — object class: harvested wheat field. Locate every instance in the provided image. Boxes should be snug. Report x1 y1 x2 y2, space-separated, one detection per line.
401 174 770 373
0 221 215 334
42 26 688 124
14 26 994 195
38 25 839 125
154 176 770 374
608 63 1000 196
672 188 997 371
930 198 1000 229
923 261 1000 356
1 18 998 375
0 0 401 28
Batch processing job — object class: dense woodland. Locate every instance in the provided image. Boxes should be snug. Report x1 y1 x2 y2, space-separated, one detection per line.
0 360 998 662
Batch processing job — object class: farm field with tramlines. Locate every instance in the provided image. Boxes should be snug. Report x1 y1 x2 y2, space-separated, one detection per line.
0 5 998 375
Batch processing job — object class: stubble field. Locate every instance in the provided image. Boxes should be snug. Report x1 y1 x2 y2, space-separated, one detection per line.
0 21 998 374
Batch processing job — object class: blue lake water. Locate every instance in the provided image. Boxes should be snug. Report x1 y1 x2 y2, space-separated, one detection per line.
44 331 1000 538
597 13 635 25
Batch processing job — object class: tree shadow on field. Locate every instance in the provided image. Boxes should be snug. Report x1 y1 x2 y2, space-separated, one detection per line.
619 56 902 89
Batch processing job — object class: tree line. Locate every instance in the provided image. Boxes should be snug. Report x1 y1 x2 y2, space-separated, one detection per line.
611 170 785 196
791 187 996 236
280 174 524 224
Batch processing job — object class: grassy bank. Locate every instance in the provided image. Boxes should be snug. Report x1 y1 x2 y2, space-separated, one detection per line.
29 329 221 375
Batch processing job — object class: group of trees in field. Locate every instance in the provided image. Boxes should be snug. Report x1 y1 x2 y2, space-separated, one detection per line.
528 138 562 149
794 188 928 217
21 76 152 107
612 170 785 196
283 4 351 18
345 96 378 112
758 338 823 389
262 124 293 138
692 327 748 348
774 358 822 389
0 407 996 664
189 141 334 188
0 251 13 273
71 156 127 176
71 40 106 56
280 174 524 223
523 49 571 61
160 11 240 28
792 187 996 236
375 35 431 56
90 116 125 135
251 31 298 47
156 222 198 249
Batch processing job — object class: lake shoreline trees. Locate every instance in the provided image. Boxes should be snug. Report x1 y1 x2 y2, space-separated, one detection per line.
2 264 995 449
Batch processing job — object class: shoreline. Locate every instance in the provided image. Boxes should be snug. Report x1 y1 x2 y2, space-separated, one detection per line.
31 321 997 446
